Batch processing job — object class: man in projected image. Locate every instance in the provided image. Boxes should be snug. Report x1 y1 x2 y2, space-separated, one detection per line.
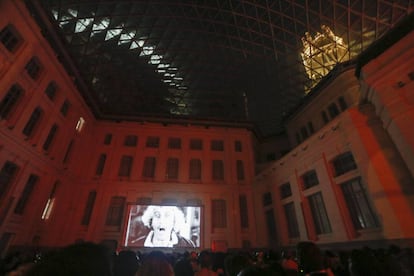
132 206 195 248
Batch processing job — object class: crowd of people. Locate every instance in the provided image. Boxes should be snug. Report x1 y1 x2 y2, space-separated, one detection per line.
1 241 413 275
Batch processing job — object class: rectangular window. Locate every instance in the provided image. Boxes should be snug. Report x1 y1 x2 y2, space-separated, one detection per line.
341 177 380 230
0 233 15 258
0 84 24 120
212 160 224 180
332 151 357 176
308 192 332 234
189 159 201 180
41 181 59 220
22 107 43 137
302 170 319 189
124 135 138 147
81 191 97 226
146 136 159 148
338 96 348 111
266 153 276 161
142 157 156 178
265 209 277 246
308 121 315 134
14 174 38 215
166 158 179 180
25 57 42 80
104 134 112 145
321 111 329 124
239 195 249 228
212 199 227 228
190 139 203 150
60 100 70 116
105 196 125 226
280 182 292 199
300 126 309 140
44 81 57 101
95 154 107 176
236 160 245 181
328 103 340 119
62 140 74 164
42 124 58 151
283 202 300 238
234 140 242 152
168 137 181 149
211 140 224 151
262 192 272 206
118 155 133 177
75 117 85 132
0 24 22 52
0 161 19 200
295 132 301 144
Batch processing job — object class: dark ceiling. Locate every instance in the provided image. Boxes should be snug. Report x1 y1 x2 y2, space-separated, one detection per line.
27 1 413 137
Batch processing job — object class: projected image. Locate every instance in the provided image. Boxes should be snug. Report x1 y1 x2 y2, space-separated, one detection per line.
124 205 201 248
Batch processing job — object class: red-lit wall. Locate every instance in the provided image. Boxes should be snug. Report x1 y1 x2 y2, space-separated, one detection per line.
0 1 258 253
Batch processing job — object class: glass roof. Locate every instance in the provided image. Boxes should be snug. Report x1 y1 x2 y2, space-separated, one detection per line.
28 0 413 137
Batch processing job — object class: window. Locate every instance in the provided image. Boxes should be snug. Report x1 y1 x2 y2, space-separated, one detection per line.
212 199 227 228
265 209 277 246
0 24 22 52
262 192 272 206
211 140 224 151
328 103 340 119
341 177 380 230
332 151 357 176
308 192 332 234
22 107 42 137
105 196 125 226
212 160 224 180
168 137 181 149
14 174 38 215
189 159 201 180
25 57 42 80
283 202 300 238
42 124 58 151
321 111 329 124
190 139 203 150
302 170 319 189
236 160 245 181
60 100 70 116
146 136 159 148
142 157 156 178
75 117 85 132
308 121 314 134
44 81 57 101
0 84 24 120
239 195 249 228
0 233 15 258
280 182 292 199
166 158 179 180
266 153 276 161
0 161 19 200
118 155 133 177
295 132 301 144
81 191 97 226
235 141 242 152
41 181 59 220
338 96 348 111
62 140 74 164
95 154 107 176
300 126 309 140
124 135 138 147
104 134 112 145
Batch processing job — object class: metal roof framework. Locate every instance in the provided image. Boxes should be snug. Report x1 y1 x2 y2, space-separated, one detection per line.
28 0 413 137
